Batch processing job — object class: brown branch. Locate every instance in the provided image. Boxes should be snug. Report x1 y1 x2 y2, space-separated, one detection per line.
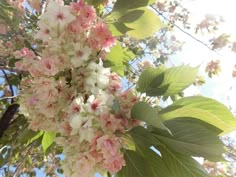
0 68 19 138
0 103 19 138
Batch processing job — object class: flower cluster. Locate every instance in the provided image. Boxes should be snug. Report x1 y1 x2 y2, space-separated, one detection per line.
16 1 139 176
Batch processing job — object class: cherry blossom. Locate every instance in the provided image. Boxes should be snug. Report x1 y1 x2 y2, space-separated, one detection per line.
15 1 140 176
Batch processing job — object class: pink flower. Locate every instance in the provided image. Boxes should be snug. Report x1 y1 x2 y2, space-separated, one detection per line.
78 5 96 28
26 97 39 106
68 19 84 34
68 1 96 34
33 77 58 103
39 56 60 76
118 90 139 117
90 99 101 112
108 73 122 93
14 48 37 71
0 23 7 34
14 47 36 59
99 113 124 133
103 154 126 174
94 135 125 174
5 41 14 49
88 21 116 50
96 135 122 158
75 154 95 176
90 149 103 162
28 65 42 77
70 0 85 13
59 121 72 136
17 0 132 176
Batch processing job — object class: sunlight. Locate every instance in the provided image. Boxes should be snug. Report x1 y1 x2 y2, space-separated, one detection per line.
184 0 236 37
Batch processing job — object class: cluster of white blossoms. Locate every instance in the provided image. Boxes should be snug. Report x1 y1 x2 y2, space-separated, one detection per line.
15 0 140 176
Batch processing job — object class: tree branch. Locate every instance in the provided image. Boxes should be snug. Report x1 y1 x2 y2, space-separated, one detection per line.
0 66 23 73
0 104 19 138
1 69 14 104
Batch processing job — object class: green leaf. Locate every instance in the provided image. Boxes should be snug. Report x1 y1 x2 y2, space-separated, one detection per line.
29 131 44 144
113 0 156 12
107 172 112 177
158 65 198 96
117 150 151 177
117 144 171 177
137 66 166 92
41 131 56 153
86 0 107 7
107 22 133 36
128 126 160 151
157 146 211 177
137 65 198 96
159 96 236 134
131 102 168 130
9 58 20 67
105 43 135 76
8 74 20 86
118 10 145 23
125 8 163 39
16 128 38 144
144 148 172 177
152 118 225 161
106 1 163 38
112 98 121 114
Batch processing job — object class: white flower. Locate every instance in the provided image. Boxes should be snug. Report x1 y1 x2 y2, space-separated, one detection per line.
35 20 51 42
41 1 75 29
71 44 92 67
84 61 110 93
69 114 84 135
78 119 94 143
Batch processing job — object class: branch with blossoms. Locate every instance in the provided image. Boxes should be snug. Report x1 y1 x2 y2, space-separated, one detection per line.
1 0 236 177
13 1 138 176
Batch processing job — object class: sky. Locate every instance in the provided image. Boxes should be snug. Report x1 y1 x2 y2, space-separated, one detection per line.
167 0 236 111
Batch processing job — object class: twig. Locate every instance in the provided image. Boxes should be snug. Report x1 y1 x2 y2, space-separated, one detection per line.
150 5 223 56
1 69 14 104
0 66 22 73
13 142 35 177
0 96 18 101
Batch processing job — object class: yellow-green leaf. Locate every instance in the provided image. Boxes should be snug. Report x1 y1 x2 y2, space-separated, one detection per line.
126 8 163 39
42 131 56 153
160 96 236 134
113 0 157 12
105 42 135 76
